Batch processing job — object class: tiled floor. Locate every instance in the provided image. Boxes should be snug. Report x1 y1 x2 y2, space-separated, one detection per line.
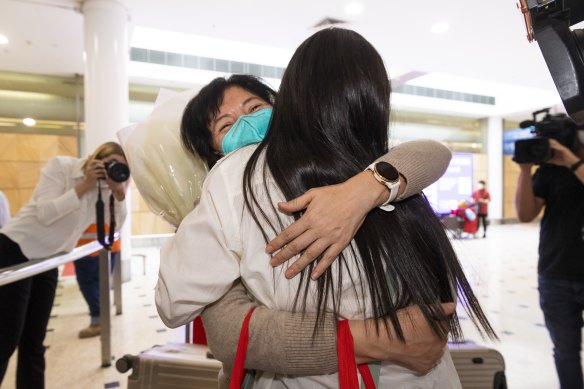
1 223 580 388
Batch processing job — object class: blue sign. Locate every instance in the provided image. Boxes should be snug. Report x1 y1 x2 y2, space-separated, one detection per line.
424 153 474 214
503 127 534 156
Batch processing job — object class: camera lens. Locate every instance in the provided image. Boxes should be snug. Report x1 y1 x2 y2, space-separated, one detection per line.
104 160 130 183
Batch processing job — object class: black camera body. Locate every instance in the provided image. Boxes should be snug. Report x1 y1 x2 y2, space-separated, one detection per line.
521 0 584 124
513 108 578 164
104 160 130 183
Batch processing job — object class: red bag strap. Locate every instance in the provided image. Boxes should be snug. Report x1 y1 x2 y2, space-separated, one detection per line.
337 320 376 389
192 316 208 345
358 364 376 389
229 307 256 389
337 320 359 389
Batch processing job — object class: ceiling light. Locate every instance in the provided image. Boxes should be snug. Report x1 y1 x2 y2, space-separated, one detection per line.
0 34 8 45
344 2 364 15
23 118 36 126
431 23 450 34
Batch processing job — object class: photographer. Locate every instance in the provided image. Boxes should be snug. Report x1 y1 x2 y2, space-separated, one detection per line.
515 126 584 388
0 142 128 389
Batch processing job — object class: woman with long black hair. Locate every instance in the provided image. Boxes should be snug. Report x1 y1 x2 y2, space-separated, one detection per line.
156 28 496 387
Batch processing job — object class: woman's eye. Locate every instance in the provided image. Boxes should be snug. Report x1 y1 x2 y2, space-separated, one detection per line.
249 104 262 113
220 123 232 132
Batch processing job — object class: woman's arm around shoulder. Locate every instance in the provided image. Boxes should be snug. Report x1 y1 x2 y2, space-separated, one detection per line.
380 139 451 200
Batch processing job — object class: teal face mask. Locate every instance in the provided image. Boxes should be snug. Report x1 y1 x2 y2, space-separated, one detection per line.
221 108 273 154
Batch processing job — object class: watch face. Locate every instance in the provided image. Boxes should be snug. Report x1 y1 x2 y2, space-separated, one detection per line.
376 161 399 181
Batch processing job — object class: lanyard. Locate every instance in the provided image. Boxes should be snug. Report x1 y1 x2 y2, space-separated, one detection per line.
96 182 116 250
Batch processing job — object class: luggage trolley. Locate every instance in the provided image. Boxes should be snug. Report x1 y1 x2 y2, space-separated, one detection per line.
442 214 464 239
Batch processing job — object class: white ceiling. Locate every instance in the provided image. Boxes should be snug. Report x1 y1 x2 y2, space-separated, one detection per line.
0 0 569 119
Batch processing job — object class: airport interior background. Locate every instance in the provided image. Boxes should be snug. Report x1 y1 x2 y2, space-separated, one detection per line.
0 0 583 388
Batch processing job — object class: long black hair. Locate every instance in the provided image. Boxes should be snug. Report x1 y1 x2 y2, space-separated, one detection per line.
243 28 497 342
181 74 277 168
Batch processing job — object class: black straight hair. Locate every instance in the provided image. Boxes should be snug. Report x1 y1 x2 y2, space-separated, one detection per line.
243 28 497 342
181 74 277 168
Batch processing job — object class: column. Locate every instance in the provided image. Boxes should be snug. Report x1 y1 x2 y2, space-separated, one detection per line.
485 116 504 221
82 0 132 282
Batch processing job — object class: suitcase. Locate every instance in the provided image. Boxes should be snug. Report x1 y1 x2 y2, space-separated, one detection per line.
449 341 507 389
116 342 222 389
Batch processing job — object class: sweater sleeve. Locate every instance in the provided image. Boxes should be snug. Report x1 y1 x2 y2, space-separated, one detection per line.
201 280 338 376
377 140 452 200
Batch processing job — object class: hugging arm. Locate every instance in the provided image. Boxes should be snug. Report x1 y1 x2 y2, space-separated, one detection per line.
202 282 455 379
267 139 452 278
201 140 453 379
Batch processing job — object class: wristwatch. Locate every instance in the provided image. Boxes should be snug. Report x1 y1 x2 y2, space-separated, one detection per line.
365 161 401 211
570 158 584 173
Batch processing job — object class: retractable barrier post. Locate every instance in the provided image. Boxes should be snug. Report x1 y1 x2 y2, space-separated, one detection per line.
114 253 122 315
185 321 191 343
99 248 112 367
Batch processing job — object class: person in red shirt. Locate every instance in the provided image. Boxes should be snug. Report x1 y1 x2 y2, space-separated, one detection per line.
472 180 491 238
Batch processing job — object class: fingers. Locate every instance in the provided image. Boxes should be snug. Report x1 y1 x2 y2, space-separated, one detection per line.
276 190 314 214
442 302 456 315
283 238 329 279
310 243 343 280
266 218 308 254
86 160 106 180
269 229 317 267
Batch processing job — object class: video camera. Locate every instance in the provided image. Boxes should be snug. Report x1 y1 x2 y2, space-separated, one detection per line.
513 107 578 163
518 0 584 124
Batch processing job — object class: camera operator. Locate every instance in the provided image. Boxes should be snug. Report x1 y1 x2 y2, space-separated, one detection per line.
515 127 584 389
0 141 128 389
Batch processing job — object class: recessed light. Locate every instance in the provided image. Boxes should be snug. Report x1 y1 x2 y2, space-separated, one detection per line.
344 2 364 15
0 34 8 45
23 118 36 126
431 23 450 34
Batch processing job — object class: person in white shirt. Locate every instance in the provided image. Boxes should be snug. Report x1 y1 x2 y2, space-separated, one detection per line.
0 142 128 389
156 28 497 387
0 191 10 229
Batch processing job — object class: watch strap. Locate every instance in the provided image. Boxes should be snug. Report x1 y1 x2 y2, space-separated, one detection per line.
569 158 584 172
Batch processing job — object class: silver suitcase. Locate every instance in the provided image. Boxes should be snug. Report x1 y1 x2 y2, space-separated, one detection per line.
116 342 222 389
449 342 507 389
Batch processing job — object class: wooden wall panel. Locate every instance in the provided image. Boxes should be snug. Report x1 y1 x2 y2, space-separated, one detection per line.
0 134 19 161
0 134 78 216
58 137 78 156
17 135 59 162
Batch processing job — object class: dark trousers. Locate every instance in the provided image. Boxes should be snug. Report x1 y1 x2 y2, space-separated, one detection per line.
539 276 584 389
74 252 117 321
0 234 58 389
477 214 488 236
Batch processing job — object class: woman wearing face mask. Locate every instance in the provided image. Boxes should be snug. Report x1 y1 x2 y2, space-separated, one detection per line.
176 74 457 379
157 28 497 387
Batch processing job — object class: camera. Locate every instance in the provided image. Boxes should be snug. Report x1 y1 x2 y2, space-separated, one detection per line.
513 108 578 164
104 160 130 183
518 0 584 124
